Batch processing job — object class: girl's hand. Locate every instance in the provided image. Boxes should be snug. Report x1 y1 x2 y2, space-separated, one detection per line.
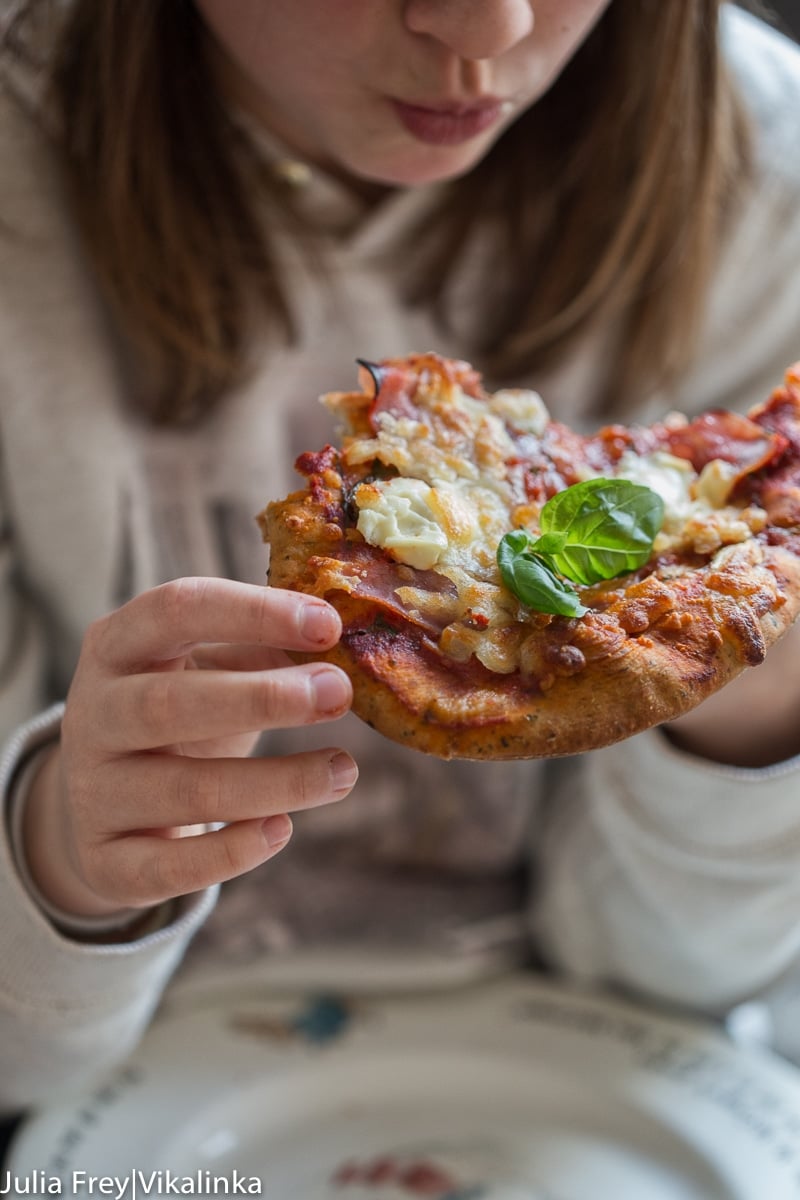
22 578 357 919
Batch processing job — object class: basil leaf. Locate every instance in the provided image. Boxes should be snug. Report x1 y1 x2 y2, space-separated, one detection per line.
532 478 664 586
497 531 588 618
528 531 567 557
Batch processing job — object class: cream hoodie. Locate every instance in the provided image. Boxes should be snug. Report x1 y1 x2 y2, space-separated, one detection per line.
1 6 800 1111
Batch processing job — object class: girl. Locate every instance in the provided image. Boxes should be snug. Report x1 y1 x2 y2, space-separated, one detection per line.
1 0 799 1110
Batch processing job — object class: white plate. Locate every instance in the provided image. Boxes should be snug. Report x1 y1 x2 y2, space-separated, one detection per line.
9 977 800 1199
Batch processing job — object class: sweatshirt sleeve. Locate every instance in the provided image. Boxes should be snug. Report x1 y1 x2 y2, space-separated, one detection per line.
0 446 216 1111
0 708 218 1113
531 734 800 1017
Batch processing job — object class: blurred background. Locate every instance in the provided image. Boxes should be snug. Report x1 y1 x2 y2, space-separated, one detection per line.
767 0 800 36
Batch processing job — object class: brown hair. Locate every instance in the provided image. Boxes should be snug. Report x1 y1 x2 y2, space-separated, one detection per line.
3 0 753 423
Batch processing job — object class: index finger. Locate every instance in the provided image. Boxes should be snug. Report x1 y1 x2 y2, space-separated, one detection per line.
90 579 341 671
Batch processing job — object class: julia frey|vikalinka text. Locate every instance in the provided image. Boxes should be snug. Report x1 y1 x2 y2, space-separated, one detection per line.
1 1172 264 1196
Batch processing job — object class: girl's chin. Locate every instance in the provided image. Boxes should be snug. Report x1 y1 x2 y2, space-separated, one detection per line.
342 141 494 189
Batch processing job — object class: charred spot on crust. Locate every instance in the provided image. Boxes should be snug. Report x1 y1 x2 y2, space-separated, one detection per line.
723 607 768 665
371 614 401 637
344 613 406 644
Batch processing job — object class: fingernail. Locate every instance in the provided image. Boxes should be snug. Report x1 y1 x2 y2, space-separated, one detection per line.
311 667 350 714
300 603 336 644
263 813 293 848
330 752 358 793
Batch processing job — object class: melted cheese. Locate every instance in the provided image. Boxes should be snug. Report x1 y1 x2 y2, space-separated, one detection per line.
355 478 448 570
347 380 768 677
614 450 696 521
612 450 765 554
355 476 509 576
488 388 549 435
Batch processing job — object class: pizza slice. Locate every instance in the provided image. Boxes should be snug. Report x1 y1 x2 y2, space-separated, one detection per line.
259 353 800 760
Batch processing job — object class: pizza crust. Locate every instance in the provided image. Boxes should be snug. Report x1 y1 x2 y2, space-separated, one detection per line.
259 358 800 761
262 492 800 760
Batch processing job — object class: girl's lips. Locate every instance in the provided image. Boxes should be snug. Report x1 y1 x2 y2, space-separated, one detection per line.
391 99 508 146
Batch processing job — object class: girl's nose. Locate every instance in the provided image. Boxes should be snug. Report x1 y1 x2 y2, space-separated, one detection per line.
403 0 535 61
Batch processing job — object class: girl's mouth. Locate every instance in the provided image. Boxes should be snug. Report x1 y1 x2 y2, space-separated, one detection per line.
391 98 510 146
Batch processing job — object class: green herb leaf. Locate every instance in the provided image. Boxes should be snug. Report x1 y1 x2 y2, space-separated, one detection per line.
497 531 589 618
496 478 664 617
528 531 567 557
531 478 664 586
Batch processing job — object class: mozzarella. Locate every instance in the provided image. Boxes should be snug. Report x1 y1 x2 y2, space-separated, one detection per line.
613 449 765 554
489 388 550 435
614 449 698 525
355 478 448 570
355 475 510 575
